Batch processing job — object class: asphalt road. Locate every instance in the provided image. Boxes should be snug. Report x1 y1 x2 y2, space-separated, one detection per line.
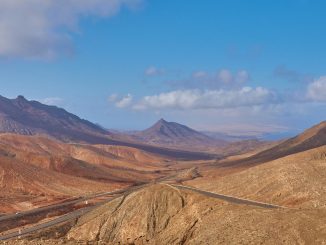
0 205 96 241
172 184 288 209
0 188 127 223
0 184 147 241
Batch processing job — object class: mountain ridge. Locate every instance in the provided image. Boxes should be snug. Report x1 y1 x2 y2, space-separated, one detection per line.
0 95 215 160
0 95 109 141
222 120 326 167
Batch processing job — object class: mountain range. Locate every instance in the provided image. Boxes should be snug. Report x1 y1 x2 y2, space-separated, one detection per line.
0 95 215 160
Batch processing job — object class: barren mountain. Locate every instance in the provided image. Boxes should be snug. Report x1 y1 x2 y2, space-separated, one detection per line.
189 146 326 209
0 95 110 142
132 119 226 150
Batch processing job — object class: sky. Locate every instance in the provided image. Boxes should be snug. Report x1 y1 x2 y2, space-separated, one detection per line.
0 0 325 137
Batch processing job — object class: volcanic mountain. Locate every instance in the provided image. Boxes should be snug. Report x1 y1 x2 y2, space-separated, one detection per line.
0 95 109 142
133 119 226 150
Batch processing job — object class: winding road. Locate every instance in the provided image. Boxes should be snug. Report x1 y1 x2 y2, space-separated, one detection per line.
0 188 130 224
172 184 288 209
0 183 288 241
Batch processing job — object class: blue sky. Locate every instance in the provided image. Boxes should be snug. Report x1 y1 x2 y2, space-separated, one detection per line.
0 0 325 136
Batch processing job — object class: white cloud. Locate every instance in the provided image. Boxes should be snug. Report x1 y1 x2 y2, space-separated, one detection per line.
144 66 165 76
130 87 275 110
110 94 133 108
133 90 199 110
41 97 64 106
0 0 141 59
307 76 326 102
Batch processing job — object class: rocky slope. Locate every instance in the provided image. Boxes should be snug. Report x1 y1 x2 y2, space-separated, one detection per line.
253 121 326 160
16 184 326 244
189 146 326 209
0 134 168 213
0 95 109 142
223 121 326 167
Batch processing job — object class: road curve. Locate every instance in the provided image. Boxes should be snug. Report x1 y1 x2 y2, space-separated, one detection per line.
0 184 147 241
171 184 289 209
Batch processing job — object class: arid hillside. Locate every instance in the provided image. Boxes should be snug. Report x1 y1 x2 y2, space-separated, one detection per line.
224 121 326 167
0 152 121 208
10 184 326 244
216 138 279 157
0 134 170 213
1 121 325 244
0 134 166 172
189 146 326 209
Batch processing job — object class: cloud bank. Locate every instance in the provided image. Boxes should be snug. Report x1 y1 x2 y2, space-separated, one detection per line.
109 75 326 111
111 87 276 110
0 0 141 59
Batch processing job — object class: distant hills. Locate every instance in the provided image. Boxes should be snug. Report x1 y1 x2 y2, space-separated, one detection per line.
1 95 324 162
